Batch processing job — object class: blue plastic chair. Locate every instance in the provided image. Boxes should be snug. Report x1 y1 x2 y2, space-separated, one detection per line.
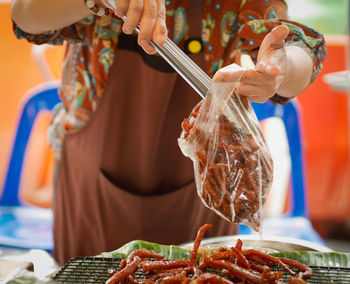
0 81 60 251
238 99 325 245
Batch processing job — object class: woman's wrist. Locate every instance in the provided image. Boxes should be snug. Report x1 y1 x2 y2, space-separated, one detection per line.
12 0 92 34
83 0 113 16
276 45 313 98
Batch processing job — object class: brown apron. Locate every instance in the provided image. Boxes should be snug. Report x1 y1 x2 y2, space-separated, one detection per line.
54 1 237 265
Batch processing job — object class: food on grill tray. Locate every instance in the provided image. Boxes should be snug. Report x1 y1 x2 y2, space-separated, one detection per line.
105 224 312 283
179 95 273 231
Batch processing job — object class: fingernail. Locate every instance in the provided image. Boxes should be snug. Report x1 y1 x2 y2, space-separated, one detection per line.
156 33 167 43
123 26 133 34
141 44 155 55
139 40 153 53
147 48 156 55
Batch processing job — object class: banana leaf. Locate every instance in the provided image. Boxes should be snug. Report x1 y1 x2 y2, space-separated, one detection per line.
100 240 350 268
99 240 191 260
270 251 350 268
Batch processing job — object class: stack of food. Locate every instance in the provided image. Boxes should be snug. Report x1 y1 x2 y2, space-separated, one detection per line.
105 224 312 283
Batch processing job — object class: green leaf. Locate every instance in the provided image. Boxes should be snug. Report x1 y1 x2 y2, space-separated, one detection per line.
99 241 350 269
99 240 191 260
270 251 350 268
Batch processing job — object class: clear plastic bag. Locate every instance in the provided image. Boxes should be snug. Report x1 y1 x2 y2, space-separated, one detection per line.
178 68 273 232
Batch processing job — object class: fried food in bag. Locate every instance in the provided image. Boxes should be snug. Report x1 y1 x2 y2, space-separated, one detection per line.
178 82 273 232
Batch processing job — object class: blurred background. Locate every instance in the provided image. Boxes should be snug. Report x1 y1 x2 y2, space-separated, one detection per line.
0 0 349 249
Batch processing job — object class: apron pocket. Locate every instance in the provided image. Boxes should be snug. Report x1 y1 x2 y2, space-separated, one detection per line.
97 169 200 247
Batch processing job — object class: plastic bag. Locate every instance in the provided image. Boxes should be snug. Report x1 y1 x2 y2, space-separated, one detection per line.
178 66 273 232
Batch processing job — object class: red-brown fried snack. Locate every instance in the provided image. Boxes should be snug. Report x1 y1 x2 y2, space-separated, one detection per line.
105 225 314 284
179 94 273 231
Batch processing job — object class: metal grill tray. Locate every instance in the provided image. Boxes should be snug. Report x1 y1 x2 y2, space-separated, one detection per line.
52 256 350 283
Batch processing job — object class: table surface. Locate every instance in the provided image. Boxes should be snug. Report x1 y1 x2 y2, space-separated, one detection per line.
323 70 350 92
0 247 58 281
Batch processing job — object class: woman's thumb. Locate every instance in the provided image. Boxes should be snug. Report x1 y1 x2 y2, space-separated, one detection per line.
256 25 289 75
266 25 289 49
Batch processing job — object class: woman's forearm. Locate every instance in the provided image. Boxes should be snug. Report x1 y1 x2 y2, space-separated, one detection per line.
11 0 99 34
276 45 313 98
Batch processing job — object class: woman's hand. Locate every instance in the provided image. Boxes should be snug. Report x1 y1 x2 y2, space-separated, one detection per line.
112 0 167 54
213 25 290 103
12 0 167 54
213 25 314 103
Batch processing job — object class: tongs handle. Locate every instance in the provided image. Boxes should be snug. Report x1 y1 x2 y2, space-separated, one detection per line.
101 0 211 98
150 37 211 98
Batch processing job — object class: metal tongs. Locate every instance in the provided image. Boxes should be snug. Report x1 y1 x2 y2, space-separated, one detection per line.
102 0 211 98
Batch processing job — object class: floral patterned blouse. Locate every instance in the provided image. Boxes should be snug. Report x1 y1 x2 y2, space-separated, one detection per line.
13 0 326 160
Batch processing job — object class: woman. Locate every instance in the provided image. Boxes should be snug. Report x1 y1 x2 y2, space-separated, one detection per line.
11 0 326 265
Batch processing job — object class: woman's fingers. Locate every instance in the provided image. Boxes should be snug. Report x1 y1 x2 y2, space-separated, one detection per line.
214 68 278 87
213 63 279 102
213 69 244 83
213 63 244 82
153 0 167 44
138 0 157 54
123 0 144 34
256 25 289 78
256 61 280 77
236 83 274 103
115 0 166 54
258 25 289 60
115 0 130 19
